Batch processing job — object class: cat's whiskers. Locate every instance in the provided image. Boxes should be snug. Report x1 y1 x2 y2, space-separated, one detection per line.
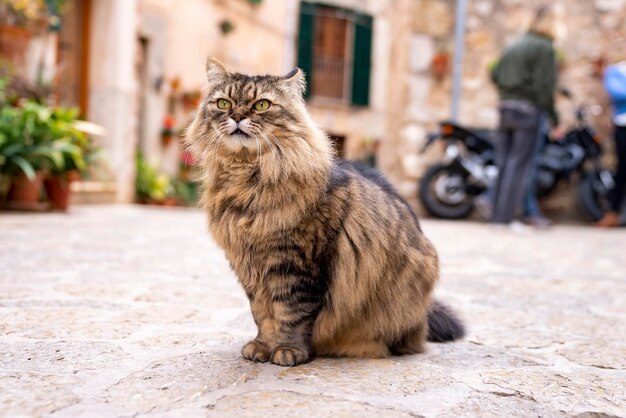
209 122 230 149
265 131 286 158
253 134 263 171
207 133 223 151
258 132 280 168
249 122 282 159
198 123 226 152
203 131 223 165
199 132 218 164
210 133 224 171
205 125 227 171
249 126 276 163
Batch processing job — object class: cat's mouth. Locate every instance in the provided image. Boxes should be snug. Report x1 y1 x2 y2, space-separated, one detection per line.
230 128 250 138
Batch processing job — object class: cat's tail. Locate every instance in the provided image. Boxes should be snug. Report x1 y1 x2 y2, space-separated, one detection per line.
427 300 465 342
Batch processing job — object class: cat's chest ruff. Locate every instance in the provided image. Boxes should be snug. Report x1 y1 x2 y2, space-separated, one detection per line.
207 183 280 248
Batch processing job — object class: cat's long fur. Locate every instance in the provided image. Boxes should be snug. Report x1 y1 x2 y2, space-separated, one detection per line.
185 58 465 366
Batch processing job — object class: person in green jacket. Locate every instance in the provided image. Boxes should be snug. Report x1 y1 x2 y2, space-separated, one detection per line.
490 5 564 225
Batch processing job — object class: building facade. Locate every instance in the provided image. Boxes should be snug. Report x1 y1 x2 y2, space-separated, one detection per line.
20 0 626 211
54 0 396 203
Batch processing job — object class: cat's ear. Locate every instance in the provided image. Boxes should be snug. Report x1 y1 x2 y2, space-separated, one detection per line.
282 68 307 97
205 57 228 86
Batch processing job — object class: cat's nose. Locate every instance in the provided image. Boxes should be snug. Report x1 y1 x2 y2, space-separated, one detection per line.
232 114 243 123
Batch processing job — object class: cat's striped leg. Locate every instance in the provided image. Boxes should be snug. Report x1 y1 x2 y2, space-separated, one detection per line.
389 321 428 355
266 267 325 367
241 288 275 363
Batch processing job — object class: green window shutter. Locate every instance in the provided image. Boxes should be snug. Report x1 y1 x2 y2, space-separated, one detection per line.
297 2 316 98
351 13 373 106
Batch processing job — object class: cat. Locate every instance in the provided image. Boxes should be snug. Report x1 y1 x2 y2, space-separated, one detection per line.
185 58 465 366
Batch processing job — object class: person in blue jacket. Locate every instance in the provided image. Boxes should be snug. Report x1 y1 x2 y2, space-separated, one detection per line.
596 62 626 227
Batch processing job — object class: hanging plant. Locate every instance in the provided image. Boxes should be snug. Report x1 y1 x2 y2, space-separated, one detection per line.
161 116 175 147
431 42 449 80
182 90 201 109
431 50 449 80
247 0 264 5
0 0 66 29
219 19 234 35
0 0 67 72
592 55 607 79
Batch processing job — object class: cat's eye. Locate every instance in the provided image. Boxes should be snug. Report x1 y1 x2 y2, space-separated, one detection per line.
217 98 232 110
254 99 271 112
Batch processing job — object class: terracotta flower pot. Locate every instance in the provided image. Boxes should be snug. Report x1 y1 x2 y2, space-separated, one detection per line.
161 134 173 147
44 172 78 211
0 25 31 70
6 171 44 210
431 52 449 79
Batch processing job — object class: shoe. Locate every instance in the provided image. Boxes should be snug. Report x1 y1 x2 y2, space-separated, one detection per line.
594 212 619 228
523 216 552 229
509 220 531 233
474 195 493 221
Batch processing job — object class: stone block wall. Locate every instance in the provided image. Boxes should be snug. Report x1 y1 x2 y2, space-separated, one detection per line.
380 0 626 215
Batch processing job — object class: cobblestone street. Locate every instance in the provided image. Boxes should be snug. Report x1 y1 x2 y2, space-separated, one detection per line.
1 205 624 417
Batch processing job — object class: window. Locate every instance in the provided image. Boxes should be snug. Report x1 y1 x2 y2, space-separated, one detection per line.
297 2 373 106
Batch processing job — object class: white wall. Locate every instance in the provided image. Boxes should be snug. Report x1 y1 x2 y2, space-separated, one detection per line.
88 0 138 203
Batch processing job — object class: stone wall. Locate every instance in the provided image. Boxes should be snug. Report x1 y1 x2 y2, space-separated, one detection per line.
382 0 626 215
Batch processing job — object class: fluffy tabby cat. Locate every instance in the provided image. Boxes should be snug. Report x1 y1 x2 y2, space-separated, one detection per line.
185 58 465 367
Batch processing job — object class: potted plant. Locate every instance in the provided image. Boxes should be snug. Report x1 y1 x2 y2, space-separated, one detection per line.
135 153 198 207
135 153 176 206
42 107 92 211
0 87 92 210
0 1 37 68
0 0 65 69
0 102 66 210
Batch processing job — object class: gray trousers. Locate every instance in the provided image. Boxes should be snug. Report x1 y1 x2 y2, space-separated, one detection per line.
491 105 541 224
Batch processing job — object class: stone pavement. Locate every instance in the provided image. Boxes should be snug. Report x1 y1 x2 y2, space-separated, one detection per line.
0 205 624 418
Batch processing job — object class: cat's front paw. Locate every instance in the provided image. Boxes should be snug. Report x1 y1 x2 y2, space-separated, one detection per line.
242 340 270 363
270 346 308 367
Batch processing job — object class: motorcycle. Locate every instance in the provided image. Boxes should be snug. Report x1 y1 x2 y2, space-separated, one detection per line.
419 97 616 221
418 124 497 219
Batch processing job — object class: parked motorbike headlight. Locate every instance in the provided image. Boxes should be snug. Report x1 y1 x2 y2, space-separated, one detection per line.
446 144 460 160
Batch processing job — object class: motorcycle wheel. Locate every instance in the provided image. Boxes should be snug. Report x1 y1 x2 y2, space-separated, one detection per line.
578 173 610 222
419 163 474 219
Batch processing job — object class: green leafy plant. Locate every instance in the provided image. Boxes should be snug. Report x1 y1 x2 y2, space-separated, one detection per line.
0 103 59 180
0 0 67 29
43 105 91 174
0 100 92 181
135 153 198 205
0 73 98 188
135 153 171 201
170 177 198 203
